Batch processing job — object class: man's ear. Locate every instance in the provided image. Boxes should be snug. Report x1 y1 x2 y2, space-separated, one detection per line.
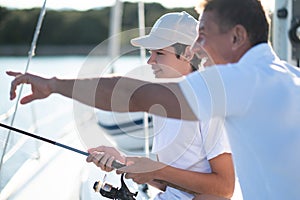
231 24 248 50
183 46 194 61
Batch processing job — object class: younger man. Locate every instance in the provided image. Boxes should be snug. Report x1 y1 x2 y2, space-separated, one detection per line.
87 11 235 199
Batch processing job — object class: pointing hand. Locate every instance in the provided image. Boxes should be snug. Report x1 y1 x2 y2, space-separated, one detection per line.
7 71 55 104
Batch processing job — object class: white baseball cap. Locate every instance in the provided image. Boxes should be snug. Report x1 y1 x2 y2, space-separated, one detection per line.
131 11 198 50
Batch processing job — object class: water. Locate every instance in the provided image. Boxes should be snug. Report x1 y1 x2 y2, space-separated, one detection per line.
0 55 148 193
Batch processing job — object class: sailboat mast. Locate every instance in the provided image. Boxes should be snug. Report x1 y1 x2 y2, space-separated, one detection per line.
108 0 123 73
272 0 293 62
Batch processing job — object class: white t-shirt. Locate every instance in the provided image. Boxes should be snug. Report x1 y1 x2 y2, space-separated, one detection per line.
151 115 231 200
179 43 300 200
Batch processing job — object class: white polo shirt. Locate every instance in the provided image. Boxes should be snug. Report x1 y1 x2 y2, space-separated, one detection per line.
151 115 231 200
179 43 300 200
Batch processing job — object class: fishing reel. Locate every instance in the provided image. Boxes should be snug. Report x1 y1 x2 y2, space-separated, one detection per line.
93 174 138 200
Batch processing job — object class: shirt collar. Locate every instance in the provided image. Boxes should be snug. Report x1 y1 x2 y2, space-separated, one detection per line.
238 43 279 66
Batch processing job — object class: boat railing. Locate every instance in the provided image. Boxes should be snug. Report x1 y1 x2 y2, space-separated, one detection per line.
0 105 16 122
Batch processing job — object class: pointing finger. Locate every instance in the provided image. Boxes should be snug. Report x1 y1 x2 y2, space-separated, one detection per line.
6 71 23 77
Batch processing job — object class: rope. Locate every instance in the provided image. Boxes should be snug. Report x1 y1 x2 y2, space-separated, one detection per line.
0 0 47 174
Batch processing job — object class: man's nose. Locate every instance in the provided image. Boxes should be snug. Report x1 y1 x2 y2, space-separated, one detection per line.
190 38 202 54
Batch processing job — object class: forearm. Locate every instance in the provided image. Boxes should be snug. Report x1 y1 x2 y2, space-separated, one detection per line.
130 81 197 120
154 166 234 198
50 76 197 120
50 77 75 99
51 76 123 111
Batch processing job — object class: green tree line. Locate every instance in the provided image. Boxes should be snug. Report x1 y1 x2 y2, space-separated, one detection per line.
0 2 198 46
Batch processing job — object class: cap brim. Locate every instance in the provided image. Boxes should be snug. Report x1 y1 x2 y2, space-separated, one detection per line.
131 34 175 50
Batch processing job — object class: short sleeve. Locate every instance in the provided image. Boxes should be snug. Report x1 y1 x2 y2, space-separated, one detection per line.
200 118 231 160
179 65 254 120
179 67 227 121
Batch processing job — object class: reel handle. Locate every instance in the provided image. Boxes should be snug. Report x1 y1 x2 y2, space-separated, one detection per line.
111 159 197 195
112 160 126 169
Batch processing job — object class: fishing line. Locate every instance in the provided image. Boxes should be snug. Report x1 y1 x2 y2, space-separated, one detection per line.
0 0 47 172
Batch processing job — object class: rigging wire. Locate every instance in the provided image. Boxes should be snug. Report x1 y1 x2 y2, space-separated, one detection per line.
0 0 47 173
137 1 150 158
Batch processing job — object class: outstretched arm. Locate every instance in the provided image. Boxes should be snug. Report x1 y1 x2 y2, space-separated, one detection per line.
7 71 197 120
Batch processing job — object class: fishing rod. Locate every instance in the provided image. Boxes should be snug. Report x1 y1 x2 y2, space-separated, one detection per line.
0 122 138 199
0 122 198 197
0 122 124 167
